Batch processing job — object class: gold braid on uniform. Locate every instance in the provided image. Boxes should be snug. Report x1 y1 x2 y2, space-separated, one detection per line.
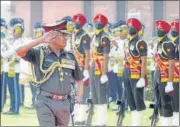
31 49 63 87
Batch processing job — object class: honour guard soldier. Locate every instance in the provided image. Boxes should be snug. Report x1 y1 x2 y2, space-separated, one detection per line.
91 14 111 126
153 20 175 126
33 22 44 39
2 18 25 114
109 20 128 108
1 18 8 112
170 20 179 126
83 21 94 38
11 18 25 107
7 19 84 126
71 13 91 125
124 18 147 126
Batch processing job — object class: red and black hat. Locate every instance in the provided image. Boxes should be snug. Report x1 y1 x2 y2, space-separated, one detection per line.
72 13 87 26
93 14 108 26
155 20 171 33
42 20 70 34
127 18 142 32
171 20 179 32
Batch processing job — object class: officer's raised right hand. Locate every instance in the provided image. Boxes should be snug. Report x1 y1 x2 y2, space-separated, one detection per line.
40 30 59 44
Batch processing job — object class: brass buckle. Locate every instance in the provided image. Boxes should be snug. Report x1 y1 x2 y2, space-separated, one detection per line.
52 94 63 100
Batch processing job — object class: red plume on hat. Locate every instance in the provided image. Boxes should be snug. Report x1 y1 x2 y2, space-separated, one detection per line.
127 18 142 32
93 13 108 26
155 20 171 33
171 20 179 32
72 13 87 26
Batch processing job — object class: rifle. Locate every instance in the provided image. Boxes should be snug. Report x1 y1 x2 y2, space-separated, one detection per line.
68 80 76 127
149 86 160 126
116 88 126 126
86 98 94 126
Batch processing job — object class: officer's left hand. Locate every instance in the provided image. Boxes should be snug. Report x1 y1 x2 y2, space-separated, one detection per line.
165 82 174 96
136 78 145 88
100 75 108 84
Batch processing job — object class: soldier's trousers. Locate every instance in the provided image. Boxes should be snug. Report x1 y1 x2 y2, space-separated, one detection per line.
107 71 117 102
7 73 20 112
1 73 7 112
91 75 108 104
123 68 146 111
154 70 173 117
116 76 123 101
90 64 107 104
35 94 70 126
172 82 179 112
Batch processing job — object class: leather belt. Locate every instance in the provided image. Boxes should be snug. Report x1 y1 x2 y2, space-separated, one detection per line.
36 89 68 101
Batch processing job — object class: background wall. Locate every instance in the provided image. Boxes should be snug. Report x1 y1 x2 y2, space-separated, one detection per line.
1 1 179 39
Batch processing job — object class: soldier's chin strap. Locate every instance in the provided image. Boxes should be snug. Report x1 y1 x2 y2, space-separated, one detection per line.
74 28 82 34
171 36 178 42
95 28 104 35
158 35 166 42
128 34 137 41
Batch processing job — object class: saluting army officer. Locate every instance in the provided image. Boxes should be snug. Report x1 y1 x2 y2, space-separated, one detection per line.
5 20 84 126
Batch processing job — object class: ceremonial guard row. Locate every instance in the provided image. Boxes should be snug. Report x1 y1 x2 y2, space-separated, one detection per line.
0 14 179 126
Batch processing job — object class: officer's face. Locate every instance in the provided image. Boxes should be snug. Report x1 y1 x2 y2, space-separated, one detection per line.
52 33 67 49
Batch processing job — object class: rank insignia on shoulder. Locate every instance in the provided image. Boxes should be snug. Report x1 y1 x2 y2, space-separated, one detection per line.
61 58 75 69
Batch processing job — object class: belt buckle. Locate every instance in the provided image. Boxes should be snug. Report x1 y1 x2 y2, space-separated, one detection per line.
52 94 63 101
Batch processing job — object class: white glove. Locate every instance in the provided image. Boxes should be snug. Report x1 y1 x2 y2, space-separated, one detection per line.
165 82 174 95
83 70 89 79
1 48 16 59
136 78 145 88
113 64 119 73
100 75 108 84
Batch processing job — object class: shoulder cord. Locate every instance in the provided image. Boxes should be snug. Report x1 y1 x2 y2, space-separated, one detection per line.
31 49 63 86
